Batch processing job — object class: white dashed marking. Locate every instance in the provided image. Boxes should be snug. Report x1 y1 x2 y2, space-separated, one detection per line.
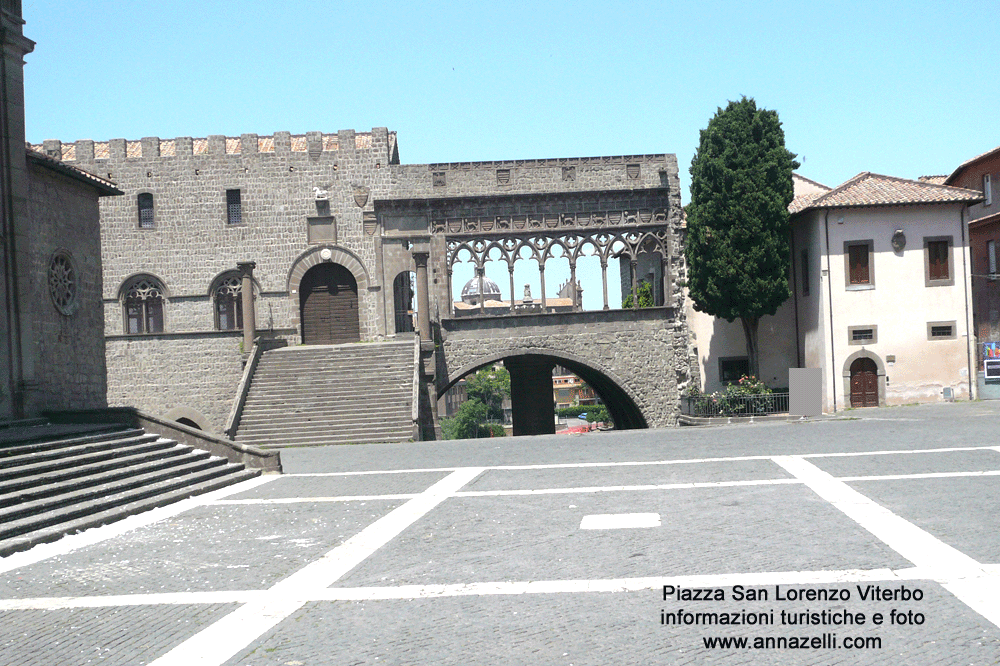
580 513 660 529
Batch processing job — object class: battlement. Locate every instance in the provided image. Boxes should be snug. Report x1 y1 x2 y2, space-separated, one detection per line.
31 128 396 163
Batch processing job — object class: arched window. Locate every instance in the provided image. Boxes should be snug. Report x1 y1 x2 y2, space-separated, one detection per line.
137 192 154 228
123 276 165 333
214 273 243 330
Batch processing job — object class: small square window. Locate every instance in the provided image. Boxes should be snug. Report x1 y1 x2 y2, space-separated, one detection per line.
848 325 878 345
719 357 749 383
927 321 957 340
226 189 242 225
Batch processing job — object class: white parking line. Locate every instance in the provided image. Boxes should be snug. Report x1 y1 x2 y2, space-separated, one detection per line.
580 513 660 529
146 467 485 666
774 456 1000 627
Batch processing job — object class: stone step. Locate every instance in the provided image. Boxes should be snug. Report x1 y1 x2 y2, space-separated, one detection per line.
238 413 413 428
0 467 259 557
0 423 126 447
0 444 203 507
0 437 173 483
236 417 413 437
235 431 411 448
242 391 411 407
0 428 146 458
0 454 227 527
236 340 416 446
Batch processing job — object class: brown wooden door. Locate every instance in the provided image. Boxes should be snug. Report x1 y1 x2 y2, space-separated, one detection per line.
300 263 360 344
849 358 879 407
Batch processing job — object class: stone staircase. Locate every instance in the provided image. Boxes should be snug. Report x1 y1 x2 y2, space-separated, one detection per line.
234 340 416 448
0 420 259 557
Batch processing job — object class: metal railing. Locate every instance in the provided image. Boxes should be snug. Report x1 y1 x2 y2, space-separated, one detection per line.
682 393 789 418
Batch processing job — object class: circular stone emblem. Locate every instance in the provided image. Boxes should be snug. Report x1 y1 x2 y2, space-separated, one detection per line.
48 251 78 315
320 248 333 261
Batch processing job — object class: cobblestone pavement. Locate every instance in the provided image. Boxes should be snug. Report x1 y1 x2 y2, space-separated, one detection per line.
3 401 1000 664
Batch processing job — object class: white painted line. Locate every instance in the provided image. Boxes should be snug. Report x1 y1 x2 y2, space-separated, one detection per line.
803 446 998 459
280 445 1000 479
147 466 484 666
580 513 660 529
0 590 264 610
456 478 800 498
774 456 1000 629
214 494 418 505
288 467 458 477
838 470 1000 482
0 566 925 609
0 474 278 574
774 456 985 579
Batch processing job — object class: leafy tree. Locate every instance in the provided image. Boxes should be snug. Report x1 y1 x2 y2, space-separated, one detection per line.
441 399 506 440
623 280 655 309
464 366 510 422
441 399 489 440
686 97 799 378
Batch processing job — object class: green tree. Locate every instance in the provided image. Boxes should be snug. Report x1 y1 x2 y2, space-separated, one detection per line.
440 399 506 440
464 366 510 422
623 280 655 309
686 97 799 378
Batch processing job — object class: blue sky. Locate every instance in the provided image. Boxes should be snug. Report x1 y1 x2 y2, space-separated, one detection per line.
21 1 999 310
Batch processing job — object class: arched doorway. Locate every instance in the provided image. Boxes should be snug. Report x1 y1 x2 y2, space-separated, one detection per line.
393 271 415 334
850 357 879 407
299 263 360 344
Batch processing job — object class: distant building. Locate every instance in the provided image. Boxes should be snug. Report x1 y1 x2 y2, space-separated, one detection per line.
688 172 982 411
943 147 1000 397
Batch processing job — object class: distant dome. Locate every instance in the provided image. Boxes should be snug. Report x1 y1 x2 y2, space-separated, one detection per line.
461 276 502 304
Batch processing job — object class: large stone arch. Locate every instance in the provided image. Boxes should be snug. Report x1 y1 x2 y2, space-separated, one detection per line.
841 348 887 407
286 246 373 340
440 345 649 430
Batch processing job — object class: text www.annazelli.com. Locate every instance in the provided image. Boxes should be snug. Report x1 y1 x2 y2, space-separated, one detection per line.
703 634 882 650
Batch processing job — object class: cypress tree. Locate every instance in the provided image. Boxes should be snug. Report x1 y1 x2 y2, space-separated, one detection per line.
686 97 799 380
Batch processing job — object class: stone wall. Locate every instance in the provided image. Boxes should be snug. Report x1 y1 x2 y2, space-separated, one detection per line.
24 161 107 413
439 307 693 428
105 334 244 432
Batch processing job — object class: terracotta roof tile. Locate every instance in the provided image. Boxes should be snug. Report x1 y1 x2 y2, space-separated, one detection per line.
356 134 372 149
918 175 948 184
159 140 176 157
322 135 338 151
791 172 983 214
94 142 109 159
126 141 141 158
258 137 274 153
290 136 306 152
225 138 241 154
193 139 207 155
25 149 122 195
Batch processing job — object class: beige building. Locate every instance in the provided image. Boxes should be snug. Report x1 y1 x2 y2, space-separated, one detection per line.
688 172 982 411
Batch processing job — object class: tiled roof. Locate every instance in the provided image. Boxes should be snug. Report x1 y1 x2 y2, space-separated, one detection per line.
25 149 122 196
945 145 1000 185
918 175 948 185
791 172 983 214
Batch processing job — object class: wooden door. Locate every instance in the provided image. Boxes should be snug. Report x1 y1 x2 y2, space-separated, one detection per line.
300 263 360 344
849 358 879 407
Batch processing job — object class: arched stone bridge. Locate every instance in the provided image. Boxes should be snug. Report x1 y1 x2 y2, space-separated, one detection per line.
435 307 694 433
